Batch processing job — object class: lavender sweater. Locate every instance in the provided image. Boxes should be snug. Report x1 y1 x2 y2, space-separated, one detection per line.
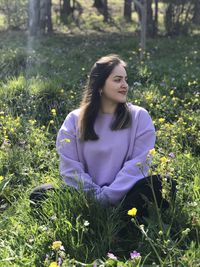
56 104 156 205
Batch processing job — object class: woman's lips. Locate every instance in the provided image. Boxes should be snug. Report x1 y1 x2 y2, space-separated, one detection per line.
119 91 127 95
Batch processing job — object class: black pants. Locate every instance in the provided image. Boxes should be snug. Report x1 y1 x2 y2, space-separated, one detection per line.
122 175 176 218
30 175 176 217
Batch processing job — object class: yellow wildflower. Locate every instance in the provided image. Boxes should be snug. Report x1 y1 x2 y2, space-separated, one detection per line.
127 207 137 217
160 156 168 164
29 119 36 125
52 241 62 250
188 80 198 86
149 148 156 156
0 176 4 181
49 120 54 124
51 109 56 116
49 262 59 267
158 118 165 123
145 93 153 101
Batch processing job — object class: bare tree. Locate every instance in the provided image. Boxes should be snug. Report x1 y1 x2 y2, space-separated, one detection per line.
28 0 52 35
133 0 147 60
40 0 52 33
124 0 132 22
146 0 153 36
192 0 200 25
153 0 158 36
103 0 109 22
134 0 158 37
164 0 194 36
29 0 40 35
93 0 109 22
60 0 72 24
93 0 104 9
71 0 83 27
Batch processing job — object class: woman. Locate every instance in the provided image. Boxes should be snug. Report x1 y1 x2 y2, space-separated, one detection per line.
31 54 174 217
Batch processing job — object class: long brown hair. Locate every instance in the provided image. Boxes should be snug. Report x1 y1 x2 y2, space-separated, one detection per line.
78 54 131 141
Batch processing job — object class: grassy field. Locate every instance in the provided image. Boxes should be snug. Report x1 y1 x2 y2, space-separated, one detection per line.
0 29 200 267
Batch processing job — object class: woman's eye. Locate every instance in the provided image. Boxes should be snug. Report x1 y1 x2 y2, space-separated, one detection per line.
114 79 121 82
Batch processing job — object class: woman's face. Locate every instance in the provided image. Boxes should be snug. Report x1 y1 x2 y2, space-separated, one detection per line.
101 63 128 106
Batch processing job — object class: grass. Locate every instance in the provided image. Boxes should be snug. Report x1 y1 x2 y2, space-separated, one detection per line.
0 29 200 266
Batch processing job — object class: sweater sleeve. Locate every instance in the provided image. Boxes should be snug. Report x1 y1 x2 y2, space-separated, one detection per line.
98 108 156 205
56 112 101 194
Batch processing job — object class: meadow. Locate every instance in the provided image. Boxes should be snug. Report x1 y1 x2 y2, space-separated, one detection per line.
0 30 200 266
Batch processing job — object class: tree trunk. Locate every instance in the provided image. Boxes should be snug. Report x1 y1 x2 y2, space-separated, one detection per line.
93 0 104 9
63 0 72 16
165 3 173 36
192 0 200 25
103 0 108 22
40 0 46 33
28 0 40 36
93 0 109 23
46 0 53 33
146 0 153 37
40 0 52 34
124 0 132 22
61 0 72 24
141 0 147 58
133 0 147 60
152 0 158 37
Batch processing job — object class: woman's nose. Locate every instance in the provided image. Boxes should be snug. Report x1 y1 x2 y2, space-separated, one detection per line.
122 80 128 88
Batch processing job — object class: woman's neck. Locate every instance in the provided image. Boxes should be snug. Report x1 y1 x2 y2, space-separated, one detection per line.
100 99 117 114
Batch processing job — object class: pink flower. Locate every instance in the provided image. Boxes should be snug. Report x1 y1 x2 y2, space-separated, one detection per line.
130 250 141 259
107 252 117 260
169 152 175 158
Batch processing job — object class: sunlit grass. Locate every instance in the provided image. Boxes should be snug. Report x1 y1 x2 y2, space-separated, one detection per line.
0 13 6 30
